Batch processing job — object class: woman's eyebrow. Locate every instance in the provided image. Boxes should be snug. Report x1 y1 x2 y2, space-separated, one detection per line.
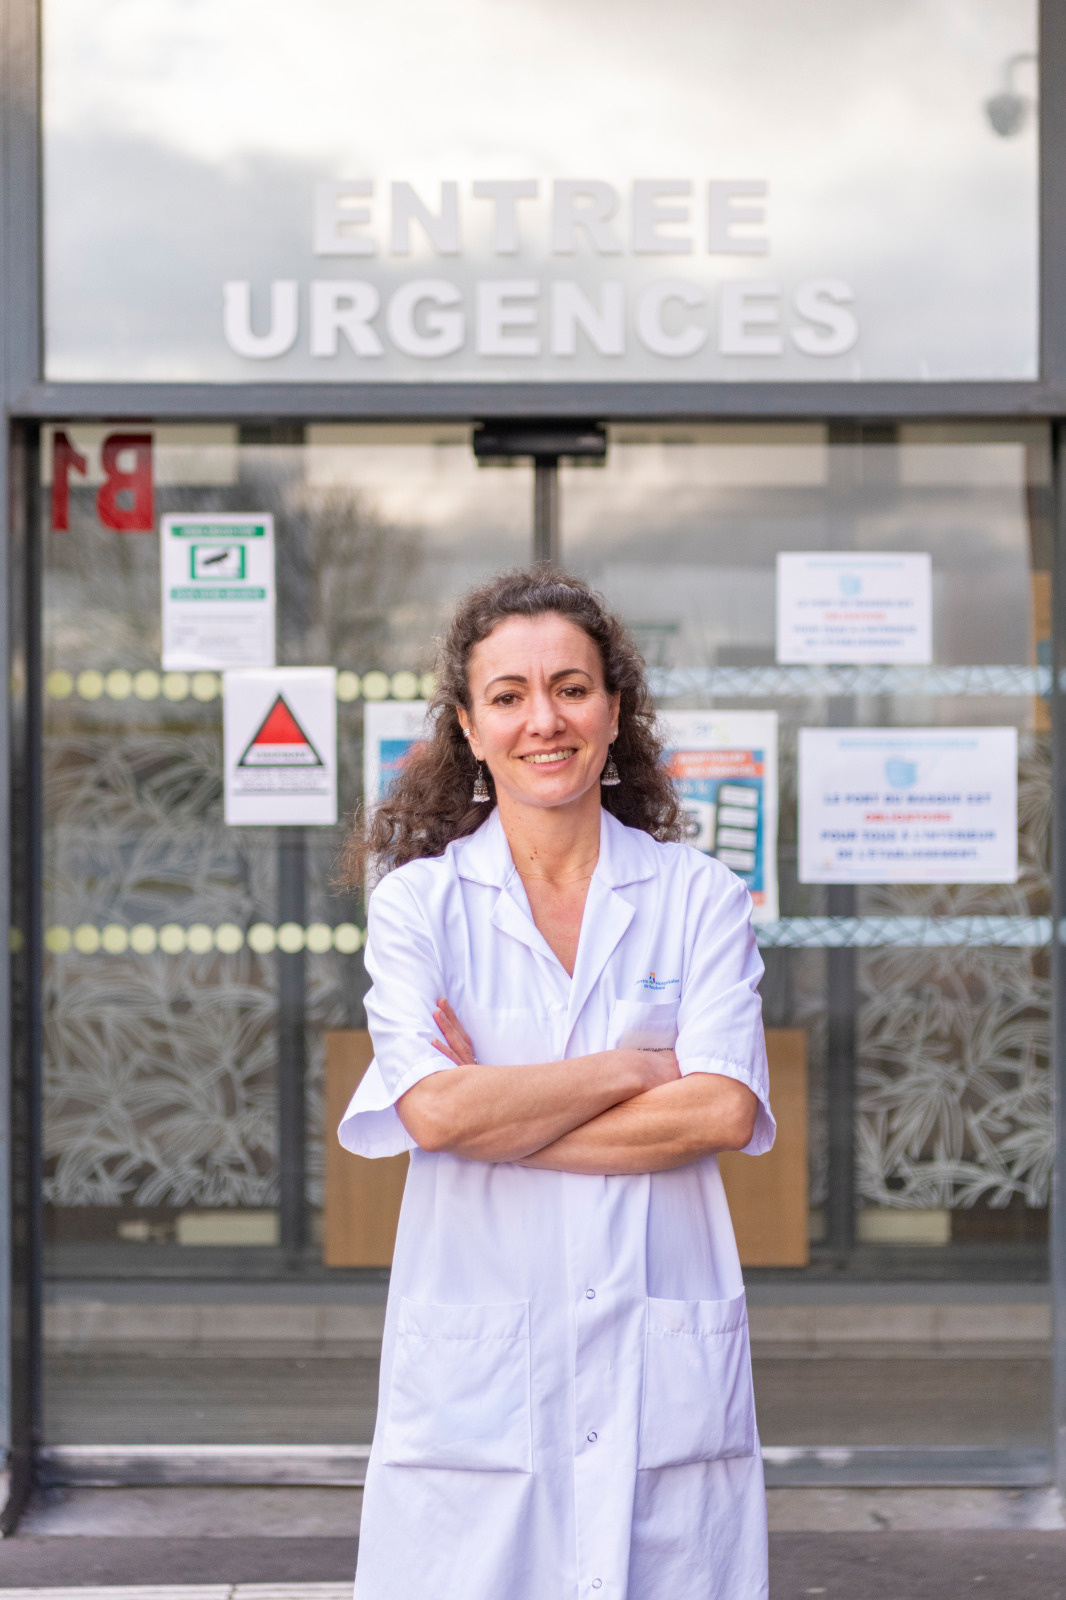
483 667 593 691
483 673 528 690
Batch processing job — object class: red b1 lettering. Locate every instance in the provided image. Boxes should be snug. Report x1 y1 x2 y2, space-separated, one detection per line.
97 433 154 531
50 430 88 531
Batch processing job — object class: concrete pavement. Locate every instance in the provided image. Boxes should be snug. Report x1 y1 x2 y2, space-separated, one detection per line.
1 1486 1065 1598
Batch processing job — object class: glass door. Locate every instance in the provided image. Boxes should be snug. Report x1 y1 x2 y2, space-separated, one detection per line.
34 416 1052 1478
561 422 1052 1469
38 422 534 1448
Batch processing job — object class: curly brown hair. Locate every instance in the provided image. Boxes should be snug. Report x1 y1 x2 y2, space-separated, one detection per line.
337 565 684 885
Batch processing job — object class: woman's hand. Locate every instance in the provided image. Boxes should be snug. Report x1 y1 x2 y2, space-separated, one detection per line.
636 1047 683 1091
431 997 477 1066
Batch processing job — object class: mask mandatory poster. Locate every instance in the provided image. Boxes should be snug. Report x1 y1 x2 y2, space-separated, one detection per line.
776 552 932 664
798 727 1018 884
660 711 779 923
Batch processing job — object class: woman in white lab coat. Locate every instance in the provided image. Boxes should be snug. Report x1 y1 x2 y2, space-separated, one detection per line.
338 567 775 1600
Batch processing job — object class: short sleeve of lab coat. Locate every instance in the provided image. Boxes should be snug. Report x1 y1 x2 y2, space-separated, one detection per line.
337 869 451 1159
675 867 776 1157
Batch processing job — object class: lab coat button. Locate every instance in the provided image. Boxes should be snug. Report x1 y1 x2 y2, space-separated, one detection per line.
585 1288 596 1299
587 1431 598 1442
592 1582 603 1591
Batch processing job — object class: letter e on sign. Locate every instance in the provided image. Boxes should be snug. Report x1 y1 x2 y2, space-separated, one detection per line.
97 433 154 532
51 430 88 531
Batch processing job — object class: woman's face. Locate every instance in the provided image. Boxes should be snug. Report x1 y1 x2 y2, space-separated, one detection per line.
458 613 620 815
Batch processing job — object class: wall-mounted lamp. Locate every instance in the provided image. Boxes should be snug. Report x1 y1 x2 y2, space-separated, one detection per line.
985 51 1037 137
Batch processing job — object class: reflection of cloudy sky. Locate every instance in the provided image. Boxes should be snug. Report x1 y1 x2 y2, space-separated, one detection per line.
44 0 1037 381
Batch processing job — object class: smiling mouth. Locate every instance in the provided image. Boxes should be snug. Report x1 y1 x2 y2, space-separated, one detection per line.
521 748 577 766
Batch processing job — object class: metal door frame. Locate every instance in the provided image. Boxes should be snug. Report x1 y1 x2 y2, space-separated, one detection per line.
2 0 1066 1509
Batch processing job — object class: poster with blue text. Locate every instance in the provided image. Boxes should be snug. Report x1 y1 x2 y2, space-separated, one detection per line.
798 727 1018 883
660 711 779 923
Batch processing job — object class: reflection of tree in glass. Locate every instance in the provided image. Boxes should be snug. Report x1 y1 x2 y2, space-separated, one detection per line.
44 456 424 675
232 453 424 671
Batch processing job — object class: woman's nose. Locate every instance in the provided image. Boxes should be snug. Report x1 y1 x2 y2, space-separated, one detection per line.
525 689 564 732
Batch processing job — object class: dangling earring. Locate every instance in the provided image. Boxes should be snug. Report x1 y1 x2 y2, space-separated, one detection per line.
472 762 491 803
601 744 620 787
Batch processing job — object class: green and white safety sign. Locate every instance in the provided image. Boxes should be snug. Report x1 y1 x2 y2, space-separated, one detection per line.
161 512 276 670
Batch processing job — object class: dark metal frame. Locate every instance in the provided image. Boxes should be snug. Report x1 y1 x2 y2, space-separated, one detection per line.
2 0 1065 1505
1043 0 1066 1506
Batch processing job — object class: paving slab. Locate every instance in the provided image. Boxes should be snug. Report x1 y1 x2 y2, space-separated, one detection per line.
1 1532 1066 1597
770 1531 1066 1599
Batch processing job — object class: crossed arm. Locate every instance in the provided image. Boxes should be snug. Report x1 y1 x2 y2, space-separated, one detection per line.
395 999 759 1176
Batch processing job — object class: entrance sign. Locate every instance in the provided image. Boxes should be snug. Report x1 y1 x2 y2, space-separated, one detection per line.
364 701 430 808
224 668 337 825
776 553 933 664
43 0 1037 384
660 711 779 922
161 514 276 671
798 727 1018 884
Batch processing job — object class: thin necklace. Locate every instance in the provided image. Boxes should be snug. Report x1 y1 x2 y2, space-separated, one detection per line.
518 857 599 885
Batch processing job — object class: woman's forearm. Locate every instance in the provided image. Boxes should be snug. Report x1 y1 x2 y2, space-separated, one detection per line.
517 1073 759 1175
396 1049 677 1162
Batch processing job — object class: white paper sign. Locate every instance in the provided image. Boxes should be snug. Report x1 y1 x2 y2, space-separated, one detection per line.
660 710 779 923
363 701 431 807
798 727 1017 884
776 553 932 664
224 668 337 826
162 513 276 670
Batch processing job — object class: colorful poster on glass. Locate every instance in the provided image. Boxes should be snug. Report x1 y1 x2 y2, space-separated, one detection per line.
363 701 431 807
659 710 779 923
798 727 1018 883
223 667 337 826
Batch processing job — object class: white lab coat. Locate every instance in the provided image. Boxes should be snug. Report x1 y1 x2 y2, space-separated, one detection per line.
339 806 775 1600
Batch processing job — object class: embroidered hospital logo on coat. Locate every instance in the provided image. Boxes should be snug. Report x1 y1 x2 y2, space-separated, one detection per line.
637 971 680 992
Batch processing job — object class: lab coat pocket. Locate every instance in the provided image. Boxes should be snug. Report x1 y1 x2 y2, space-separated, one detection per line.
607 999 680 1051
638 1291 757 1469
382 1298 532 1472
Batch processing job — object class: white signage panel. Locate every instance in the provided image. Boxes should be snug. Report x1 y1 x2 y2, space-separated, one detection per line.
776 553 932 665
798 727 1018 884
660 710 779 922
43 0 1037 384
363 701 431 808
224 668 337 826
162 513 276 671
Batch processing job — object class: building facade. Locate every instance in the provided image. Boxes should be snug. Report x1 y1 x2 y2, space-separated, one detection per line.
1 0 1064 1526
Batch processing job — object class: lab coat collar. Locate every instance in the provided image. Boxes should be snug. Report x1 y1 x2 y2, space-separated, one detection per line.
454 805 659 891
455 809 657 1017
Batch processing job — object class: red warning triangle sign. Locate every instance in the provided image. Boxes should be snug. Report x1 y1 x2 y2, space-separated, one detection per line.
238 694 324 768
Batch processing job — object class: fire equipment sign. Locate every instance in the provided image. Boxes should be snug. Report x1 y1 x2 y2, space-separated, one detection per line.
223 667 337 826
